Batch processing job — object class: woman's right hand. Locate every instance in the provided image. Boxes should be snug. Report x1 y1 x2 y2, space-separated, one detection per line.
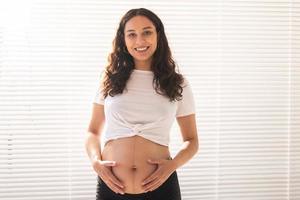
92 159 125 194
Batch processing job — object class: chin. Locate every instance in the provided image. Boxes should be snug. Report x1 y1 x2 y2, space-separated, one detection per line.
134 56 152 61
134 54 155 61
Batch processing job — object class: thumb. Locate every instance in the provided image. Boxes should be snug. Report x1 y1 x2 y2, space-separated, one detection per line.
147 159 161 164
101 160 117 167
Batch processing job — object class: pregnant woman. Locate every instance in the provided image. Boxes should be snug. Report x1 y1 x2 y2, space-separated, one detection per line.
85 8 199 200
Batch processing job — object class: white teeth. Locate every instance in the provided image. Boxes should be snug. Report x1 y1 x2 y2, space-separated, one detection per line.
135 47 148 51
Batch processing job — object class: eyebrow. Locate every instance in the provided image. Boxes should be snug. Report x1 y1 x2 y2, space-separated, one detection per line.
126 26 153 32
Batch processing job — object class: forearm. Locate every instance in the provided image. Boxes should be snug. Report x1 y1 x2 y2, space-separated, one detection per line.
85 131 102 164
171 138 199 170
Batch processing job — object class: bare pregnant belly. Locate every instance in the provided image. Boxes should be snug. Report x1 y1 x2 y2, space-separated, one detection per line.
101 135 171 194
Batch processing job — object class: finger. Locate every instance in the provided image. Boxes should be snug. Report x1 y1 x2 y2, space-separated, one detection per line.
106 181 125 194
142 171 159 185
101 160 117 167
142 176 159 188
147 159 161 164
99 170 125 191
107 171 125 189
144 179 163 192
102 174 124 194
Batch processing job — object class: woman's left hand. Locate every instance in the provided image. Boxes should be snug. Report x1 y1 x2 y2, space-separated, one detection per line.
141 158 177 192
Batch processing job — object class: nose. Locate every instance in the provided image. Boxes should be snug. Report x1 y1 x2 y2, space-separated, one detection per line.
135 34 146 45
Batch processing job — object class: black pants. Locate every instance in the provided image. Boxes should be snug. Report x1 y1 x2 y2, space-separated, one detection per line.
96 171 181 200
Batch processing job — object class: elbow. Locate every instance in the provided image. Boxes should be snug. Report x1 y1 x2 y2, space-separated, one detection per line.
191 133 199 155
194 137 199 155
85 130 100 146
184 134 199 155
185 136 199 155
88 131 99 136
86 127 100 136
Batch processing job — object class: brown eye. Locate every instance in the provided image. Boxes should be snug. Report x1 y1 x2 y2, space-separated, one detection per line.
144 31 152 35
128 33 136 38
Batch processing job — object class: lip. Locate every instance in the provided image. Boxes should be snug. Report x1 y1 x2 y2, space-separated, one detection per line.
134 46 150 51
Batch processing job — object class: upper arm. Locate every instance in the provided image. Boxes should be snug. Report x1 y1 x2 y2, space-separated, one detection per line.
88 103 105 136
175 77 195 117
175 76 198 142
89 70 106 135
176 114 198 142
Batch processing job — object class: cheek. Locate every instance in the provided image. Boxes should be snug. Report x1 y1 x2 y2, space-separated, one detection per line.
152 39 158 50
151 36 158 48
124 39 130 48
124 38 133 48
124 40 135 55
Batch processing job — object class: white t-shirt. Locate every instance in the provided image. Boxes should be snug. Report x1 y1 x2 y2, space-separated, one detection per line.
93 69 195 147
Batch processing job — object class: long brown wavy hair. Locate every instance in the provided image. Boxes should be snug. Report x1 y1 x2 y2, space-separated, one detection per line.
100 8 185 102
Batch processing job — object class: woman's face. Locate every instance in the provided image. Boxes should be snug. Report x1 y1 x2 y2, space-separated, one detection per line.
124 15 157 67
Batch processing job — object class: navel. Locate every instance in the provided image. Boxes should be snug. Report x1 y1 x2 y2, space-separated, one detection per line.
131 165 137 171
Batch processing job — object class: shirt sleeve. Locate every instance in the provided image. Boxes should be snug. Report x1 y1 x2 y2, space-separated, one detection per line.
93 84 105 105
175 77 196 117
93 70 105 105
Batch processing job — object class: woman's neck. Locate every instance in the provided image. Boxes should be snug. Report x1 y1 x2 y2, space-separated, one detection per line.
134 60 151 71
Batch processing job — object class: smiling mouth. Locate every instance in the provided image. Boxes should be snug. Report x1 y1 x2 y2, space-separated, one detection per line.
134 46 150 52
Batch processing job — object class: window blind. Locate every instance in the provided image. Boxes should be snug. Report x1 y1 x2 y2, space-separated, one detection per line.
0 0 299 199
